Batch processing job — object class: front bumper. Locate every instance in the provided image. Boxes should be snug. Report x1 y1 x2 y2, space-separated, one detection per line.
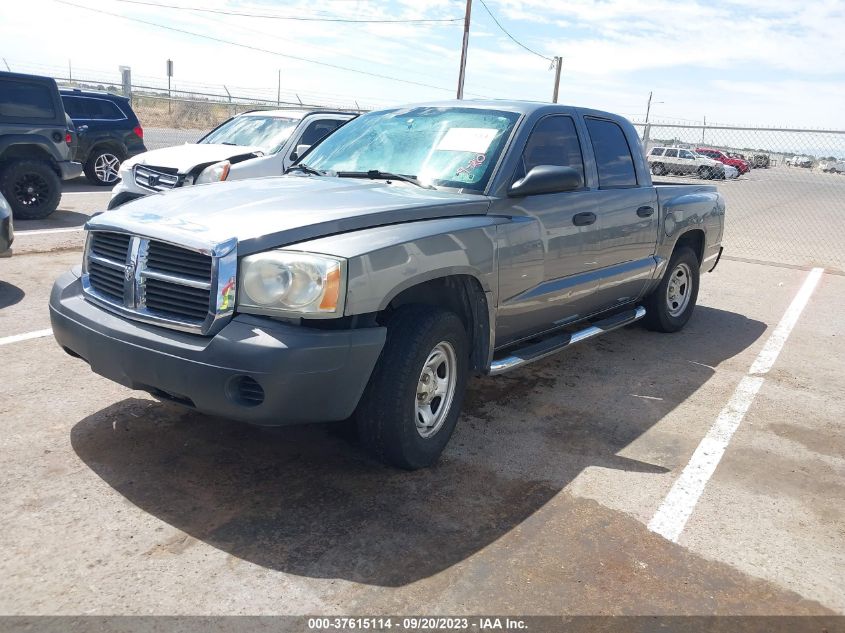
49 271 386 425
59 161 83 180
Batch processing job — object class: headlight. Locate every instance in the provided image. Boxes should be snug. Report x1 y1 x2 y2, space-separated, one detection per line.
238 251 345 317
194 160 231 185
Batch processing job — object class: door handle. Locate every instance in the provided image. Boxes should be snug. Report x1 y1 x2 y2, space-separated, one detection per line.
572 212 597 226
637 205 655 217
77 125 88 133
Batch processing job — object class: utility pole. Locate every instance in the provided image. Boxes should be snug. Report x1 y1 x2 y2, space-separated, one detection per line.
68 59 73 84
277 69 281 106
642 90 654 147
456 0 473 99
645 91 653 123
551 57 562 103
702 115 706 144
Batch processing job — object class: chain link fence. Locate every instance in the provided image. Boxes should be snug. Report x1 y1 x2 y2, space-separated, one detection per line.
632 122 845 273
49 71 845 273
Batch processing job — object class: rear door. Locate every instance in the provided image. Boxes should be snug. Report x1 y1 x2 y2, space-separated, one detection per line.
582 116 658 310
663 148 680 171
678 149 698 174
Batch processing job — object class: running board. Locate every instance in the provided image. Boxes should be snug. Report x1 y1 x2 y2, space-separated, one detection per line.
488 306 646 375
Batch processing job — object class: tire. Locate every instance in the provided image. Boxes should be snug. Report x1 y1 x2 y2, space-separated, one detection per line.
697 166 712 180
354 305 469 470
643 246 700 333
651 163 666 176
0 160 61 220
84 147 123 186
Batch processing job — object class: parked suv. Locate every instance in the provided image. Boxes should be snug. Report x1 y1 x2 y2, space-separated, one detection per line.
108 109 355 209
0 72 83 219
696 147 750 174
60 88 146 186
647 146 724 179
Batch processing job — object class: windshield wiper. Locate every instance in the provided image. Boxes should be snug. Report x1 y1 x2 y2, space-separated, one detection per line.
287 163 332 176
336 170 435 190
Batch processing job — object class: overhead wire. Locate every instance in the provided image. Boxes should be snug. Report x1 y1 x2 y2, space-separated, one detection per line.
54 0 491 96
109 0 464 24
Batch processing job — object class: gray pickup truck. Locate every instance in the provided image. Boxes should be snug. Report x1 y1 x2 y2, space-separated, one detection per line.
50 101 725 469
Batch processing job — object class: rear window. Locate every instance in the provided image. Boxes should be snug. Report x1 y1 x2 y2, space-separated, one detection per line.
650 148 664 156
0 78 56 120
585 118 637 188
665 149 678 157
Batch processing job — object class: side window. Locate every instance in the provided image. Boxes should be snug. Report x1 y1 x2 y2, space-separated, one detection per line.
665 149 678 158
650 148 664 156
299 119 343 147
0 79 56 119
84 98 125 120
680 150 695 159
585 118 637 188
61 96 86 118
519 115 585 183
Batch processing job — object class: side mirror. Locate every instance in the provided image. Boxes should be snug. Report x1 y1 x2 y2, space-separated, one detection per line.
508 165 583 197
290 144 311 163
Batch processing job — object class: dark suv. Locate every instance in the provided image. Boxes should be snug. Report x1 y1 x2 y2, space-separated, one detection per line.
60 89 146 186
0 72 82 219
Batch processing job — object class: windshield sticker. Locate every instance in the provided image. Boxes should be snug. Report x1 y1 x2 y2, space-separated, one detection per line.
436 128 499 153
456 153 486 177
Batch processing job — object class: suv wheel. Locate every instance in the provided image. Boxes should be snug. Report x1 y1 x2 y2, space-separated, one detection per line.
85 148 123 186
651 163 666 176
643 246 700 333
697 166 714 180
0 160 61 220
354 305 469 470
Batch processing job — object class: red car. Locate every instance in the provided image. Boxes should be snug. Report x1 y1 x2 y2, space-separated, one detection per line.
696 148 750 174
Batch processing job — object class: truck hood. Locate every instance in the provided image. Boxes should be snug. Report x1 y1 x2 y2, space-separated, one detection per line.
89 175 491 255
125 143 264 173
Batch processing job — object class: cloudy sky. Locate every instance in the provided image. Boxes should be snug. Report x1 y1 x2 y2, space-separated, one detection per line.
2 0 844 127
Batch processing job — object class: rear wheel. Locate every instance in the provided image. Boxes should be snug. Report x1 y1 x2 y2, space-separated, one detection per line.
0 160 61 220
651 163 666 176
643 246 700 333
84 148 123 186
697 166 713 180
354 305 469 470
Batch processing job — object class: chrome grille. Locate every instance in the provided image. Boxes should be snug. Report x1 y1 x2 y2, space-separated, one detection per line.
82 230 237 335
134 165 180 192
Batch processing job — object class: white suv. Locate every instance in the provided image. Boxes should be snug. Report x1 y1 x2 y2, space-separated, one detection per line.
108 109 355 209
647 146 725 180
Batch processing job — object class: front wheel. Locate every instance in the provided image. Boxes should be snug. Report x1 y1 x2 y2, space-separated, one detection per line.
643 246 700 333
697 166 713 180
651 163 666 176
354 305 469 470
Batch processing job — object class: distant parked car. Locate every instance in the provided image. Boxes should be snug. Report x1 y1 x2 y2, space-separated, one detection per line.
696 148 750 174
0 71 83 219
786 155 812 168
108 109 355 209
647 146 725 179
60 88 146 186
0 192 12 256
819 160 845 173
750 153 770 168
723 164 739 179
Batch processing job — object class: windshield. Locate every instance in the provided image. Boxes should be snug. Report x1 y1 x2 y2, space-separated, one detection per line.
200 114 298 153
303 106 521 191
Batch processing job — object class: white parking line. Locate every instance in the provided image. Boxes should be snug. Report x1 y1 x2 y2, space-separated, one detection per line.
0 328 54 346
15 227 84 236
61 191 110 196
648 267 824 542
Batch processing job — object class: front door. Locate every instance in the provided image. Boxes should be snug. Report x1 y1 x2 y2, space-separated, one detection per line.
494 114 603 345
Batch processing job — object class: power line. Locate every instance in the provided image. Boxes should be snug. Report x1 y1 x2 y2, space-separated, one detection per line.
109 0 463 23
54 0 489 96
476 0 552 62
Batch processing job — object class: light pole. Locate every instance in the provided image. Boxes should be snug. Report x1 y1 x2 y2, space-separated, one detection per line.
642 92 663 147
551 57 562 103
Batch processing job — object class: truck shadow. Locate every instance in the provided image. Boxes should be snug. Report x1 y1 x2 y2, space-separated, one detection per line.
70 305 765 587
